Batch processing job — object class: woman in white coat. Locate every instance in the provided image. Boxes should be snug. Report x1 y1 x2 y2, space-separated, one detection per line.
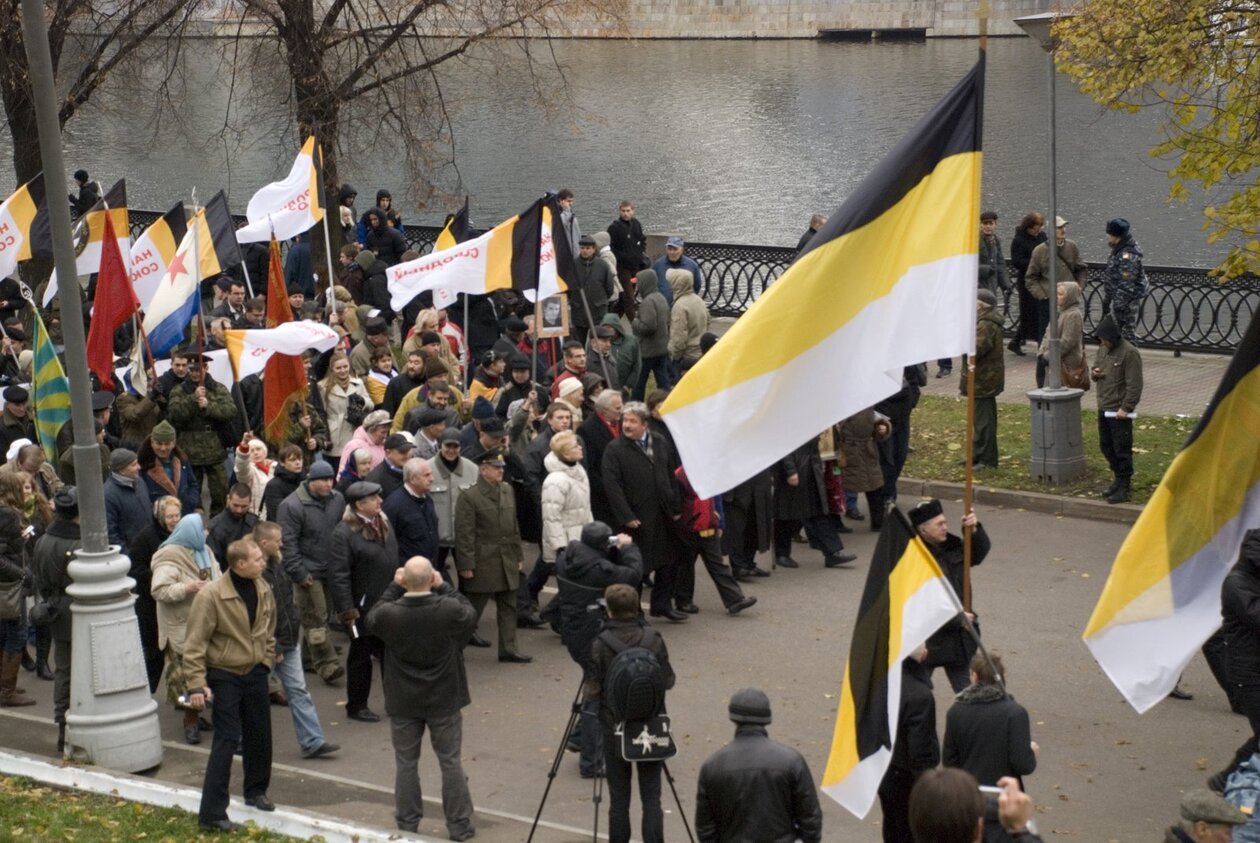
531 431 593 612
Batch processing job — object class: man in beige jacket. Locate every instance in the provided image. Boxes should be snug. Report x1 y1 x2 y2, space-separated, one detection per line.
183 538 277 833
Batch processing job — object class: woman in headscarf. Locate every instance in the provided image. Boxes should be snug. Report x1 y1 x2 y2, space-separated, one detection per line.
232 433 275 517
129 496 183 693
150 513 219 744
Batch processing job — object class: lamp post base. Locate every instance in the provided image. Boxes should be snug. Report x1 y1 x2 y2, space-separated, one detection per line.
65 546 163 773
1027 387 1088 483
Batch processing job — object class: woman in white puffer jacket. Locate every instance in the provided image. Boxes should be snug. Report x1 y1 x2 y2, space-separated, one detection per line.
540 431 592 564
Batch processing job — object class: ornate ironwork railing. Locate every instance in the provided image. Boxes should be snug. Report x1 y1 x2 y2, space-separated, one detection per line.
124 212 1257 355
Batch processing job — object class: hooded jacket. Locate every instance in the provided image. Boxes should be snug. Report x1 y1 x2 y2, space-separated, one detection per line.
1038 280 1085 368
667 269 709 363
632 269 671 359
599 312 641 390
360 208 408 266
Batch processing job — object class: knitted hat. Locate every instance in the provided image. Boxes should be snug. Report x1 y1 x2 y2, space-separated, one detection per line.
976 289 998 308
150 420 177 443
109 448 138 473
355 250 376 272
364 410 392 429
1095 313 1121 343
471 396 496 420
580 521 612 549
728 688 772 725
54 486 78 517
308 461 335 480
419 330 442 345
557 377 583 399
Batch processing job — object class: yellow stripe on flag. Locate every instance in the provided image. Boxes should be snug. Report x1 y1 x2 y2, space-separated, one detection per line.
10 185 42 262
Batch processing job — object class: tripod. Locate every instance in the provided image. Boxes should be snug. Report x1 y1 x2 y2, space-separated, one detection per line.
528 680 604 843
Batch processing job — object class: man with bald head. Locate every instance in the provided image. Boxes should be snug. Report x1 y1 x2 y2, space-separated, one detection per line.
366 556 479 840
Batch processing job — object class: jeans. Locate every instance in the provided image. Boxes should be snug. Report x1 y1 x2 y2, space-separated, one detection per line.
0 616 25 654
391 711 474 837
577 701 603 777
516 556 555 613
199 665 272 825
272 644 326 754
634 356 674 401
603 726 663 843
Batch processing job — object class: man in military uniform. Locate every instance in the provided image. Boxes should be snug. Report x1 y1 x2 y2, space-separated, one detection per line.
1103 218 1148 343
455 448 530 664
166 352 238 515
961 289 1004 469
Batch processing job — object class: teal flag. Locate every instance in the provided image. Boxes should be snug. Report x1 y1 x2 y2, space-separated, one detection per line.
31 310 70 463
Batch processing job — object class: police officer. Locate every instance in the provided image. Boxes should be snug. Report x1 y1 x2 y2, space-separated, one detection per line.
1103 218 1148 342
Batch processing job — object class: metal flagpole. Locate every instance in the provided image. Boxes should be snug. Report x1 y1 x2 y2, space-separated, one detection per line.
314 136 338 304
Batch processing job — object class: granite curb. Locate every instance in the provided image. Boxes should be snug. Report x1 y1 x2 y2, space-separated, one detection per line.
898 475 1142 525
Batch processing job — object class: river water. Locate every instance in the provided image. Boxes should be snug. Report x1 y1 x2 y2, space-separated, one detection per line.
0 37 1225 266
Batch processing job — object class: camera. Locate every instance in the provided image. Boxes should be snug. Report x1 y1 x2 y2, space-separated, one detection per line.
608 535 620 548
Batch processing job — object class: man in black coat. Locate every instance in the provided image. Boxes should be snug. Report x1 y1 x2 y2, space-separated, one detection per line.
554 523 643 777
361 208 408 267
695 688 823 843
578 390 622 526
366 555 477 840
878 645 940 843
328 481 400 723
602 402 685 621
207 485 259 568
772 438 853 569
606 201 647 284
722 469 773 580
1211 529 1260 792
365 433 413 499
382 458 440 571
909 499 990 693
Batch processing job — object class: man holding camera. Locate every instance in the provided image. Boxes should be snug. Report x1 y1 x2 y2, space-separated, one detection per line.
366 555 478 840
555 522 644 778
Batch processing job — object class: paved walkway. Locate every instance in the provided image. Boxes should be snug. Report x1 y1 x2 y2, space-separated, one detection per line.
922 345 1228 418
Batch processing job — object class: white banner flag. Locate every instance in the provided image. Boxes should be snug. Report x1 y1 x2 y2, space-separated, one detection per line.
224 321 341 380
236 137 324 244
386 226 497 312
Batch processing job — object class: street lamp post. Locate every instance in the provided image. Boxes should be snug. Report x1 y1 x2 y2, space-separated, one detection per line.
19 0 162 771
1015 12 1087 483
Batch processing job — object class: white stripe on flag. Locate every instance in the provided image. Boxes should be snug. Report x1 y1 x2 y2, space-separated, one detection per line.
664 254 976 498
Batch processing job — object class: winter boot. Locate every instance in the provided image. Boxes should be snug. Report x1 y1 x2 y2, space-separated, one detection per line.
34 626 53 681
1102 476 1120 499
0 652 37 707
1106 478 1132 504
20 644 34 672
56 722 65 754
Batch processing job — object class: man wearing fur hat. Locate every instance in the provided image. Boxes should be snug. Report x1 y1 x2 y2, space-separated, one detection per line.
908 500 989 692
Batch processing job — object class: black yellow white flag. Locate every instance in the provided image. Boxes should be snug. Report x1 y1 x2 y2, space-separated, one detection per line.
661 58 984 498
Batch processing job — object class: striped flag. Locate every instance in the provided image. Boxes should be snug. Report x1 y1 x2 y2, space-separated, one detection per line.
130 202 187 310
435 197 471 252
386 194 573 312
0 174 52 281
30 309 70 463
660 58 984 498
141 191 241 356
1084 312 1260 712
821 510 960 817
235 136 325 244
43 179 130 305
224 321 340 380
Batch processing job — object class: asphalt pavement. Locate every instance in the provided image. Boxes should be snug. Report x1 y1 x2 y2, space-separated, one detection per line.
0 500 1243 841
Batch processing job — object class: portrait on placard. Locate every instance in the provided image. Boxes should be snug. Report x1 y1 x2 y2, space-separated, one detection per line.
535 293 569 338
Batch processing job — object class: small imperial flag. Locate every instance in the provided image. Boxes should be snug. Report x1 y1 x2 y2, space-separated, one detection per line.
130 202 189 311
659 57 985 498
43 179 130 306
236 136 325 244
262 236 308 446
385 194 571 313
821 510 960 817
141 191 242 356
0 173 52 281
31 309 71 463
84 211 140 390
1084 310 1260 712
435 197 471 251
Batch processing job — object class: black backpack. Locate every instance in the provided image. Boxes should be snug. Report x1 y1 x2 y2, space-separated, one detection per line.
599 626 666 724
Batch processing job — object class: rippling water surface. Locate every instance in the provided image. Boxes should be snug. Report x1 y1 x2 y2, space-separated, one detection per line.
0 38 1223 265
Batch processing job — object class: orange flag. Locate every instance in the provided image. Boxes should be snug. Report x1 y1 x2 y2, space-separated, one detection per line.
263 237 308 446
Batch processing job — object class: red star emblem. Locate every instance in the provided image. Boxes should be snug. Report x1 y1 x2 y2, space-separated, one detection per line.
165 250 189 285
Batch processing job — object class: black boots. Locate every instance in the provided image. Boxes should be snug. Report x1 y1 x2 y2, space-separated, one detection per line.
34 627 54 681
1106 478 1132 504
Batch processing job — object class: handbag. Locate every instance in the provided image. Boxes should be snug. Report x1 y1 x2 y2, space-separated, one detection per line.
0 578 23 621
1062 360 1091 391
617 714 677 763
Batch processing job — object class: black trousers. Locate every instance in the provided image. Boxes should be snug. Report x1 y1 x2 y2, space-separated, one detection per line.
878 766 915 843
346 632 385 712
878 415 911 503
200 665 272 824
647 554 680 616
673 533 745 609
1098 415 1134 479
603 727 663 843
773 516 842 559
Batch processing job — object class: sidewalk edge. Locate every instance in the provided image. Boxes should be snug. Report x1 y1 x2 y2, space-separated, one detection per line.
898 476 1141 524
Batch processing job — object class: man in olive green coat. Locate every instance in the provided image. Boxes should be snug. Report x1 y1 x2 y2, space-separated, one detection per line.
167 353 238 515
960 289 1005 469
455 448 529 663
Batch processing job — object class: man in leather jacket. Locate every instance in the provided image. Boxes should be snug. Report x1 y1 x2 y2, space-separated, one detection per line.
694 688 822 843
